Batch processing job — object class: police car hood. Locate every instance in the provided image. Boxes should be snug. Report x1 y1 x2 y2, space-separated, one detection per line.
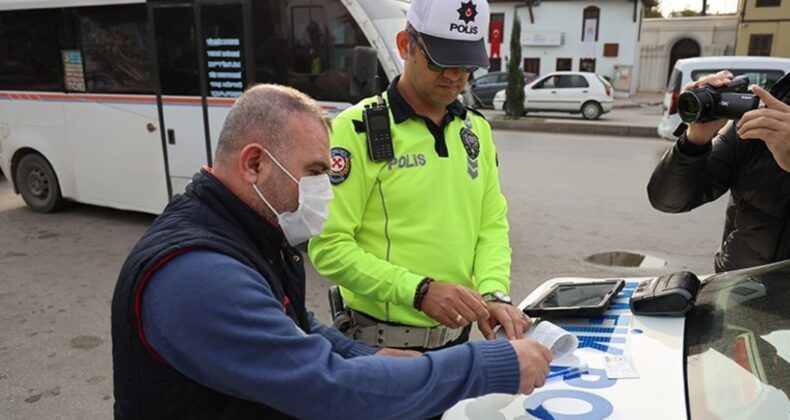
444 277 687 419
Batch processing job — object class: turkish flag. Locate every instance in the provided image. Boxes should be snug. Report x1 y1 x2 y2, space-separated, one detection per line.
490 20 503 58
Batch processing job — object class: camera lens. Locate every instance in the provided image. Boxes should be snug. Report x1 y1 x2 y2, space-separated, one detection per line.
677 91 702 123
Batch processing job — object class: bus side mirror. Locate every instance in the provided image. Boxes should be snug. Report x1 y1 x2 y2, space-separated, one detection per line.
350 46 379 99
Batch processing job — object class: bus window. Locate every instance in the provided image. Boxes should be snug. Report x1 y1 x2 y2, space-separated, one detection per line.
153 7 200 96
201 3 247 98
0 10 62 91
76 5 154 94
251 0 373 103
291 6 327 75
251 1 289 86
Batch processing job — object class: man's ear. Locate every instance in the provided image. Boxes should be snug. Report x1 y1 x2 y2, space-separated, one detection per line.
396 31 410 60
239 143 271 184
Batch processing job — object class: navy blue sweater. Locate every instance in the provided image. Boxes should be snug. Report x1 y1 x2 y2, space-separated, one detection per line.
142 250 520 419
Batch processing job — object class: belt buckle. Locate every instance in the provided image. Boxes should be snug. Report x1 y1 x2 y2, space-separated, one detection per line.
422 328 435 349
424 326 447 349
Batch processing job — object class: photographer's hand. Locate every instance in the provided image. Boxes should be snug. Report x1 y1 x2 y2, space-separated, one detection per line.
685 70 733 145
738 85 790 172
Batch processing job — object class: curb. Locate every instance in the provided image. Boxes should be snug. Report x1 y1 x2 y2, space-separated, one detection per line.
489 119 659 138
613 101 663 109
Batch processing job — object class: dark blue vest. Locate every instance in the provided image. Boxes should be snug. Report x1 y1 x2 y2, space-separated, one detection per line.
111 169 308 419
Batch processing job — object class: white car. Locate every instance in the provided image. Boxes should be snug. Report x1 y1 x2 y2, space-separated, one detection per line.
493 71 614 120
444 260 790 419
658 56 790 140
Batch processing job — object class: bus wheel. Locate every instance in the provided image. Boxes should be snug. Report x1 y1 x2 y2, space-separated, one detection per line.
15 154 64 213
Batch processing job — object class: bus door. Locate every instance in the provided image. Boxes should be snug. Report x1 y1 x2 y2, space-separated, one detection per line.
149 0 251 196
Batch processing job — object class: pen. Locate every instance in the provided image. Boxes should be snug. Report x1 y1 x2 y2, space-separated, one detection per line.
545 364 588 381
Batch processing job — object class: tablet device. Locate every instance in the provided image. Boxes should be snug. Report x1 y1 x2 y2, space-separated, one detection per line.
523 279 625 318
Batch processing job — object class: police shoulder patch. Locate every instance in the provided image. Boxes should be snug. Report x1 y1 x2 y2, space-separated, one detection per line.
329 147 351 185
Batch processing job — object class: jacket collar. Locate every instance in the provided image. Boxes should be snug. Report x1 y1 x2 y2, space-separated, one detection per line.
386 75 467 124
185 169 288 256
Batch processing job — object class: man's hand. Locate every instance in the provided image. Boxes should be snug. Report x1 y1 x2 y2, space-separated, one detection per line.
478 302 531 340
685 70 733 145
737 85 790 172
376 348 422 357
509 339 552 395
420 282 490 328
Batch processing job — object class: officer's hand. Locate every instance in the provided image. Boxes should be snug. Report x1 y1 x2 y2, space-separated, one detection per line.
509 339 552 395
478 302 531 340
420 282 490 329
738 84 790 172
376 348 422 357
684 70 733 145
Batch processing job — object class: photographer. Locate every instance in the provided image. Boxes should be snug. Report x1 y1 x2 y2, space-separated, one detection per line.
647 71 790 272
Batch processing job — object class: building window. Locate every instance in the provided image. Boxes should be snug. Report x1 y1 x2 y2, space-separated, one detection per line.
556 58 572 71
580 58 596 73
581 6 600 42
523 58 540 75
748 34 773 56
755 0 781 6
0 10 62 91
603 43 619 57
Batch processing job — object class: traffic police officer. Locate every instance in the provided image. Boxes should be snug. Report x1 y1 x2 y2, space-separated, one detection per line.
309 0 527 351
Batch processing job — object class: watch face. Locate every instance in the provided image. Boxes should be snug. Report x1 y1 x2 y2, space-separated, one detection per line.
494 291 512 304
486 291 511 304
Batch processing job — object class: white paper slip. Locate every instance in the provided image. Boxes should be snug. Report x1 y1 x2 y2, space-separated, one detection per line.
497 320 579 360
604 355 639 379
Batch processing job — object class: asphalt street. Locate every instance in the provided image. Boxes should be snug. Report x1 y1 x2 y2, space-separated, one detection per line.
0 130 726 419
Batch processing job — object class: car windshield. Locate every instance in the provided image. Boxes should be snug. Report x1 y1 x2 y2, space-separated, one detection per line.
690 69 785 90
686 260 790 418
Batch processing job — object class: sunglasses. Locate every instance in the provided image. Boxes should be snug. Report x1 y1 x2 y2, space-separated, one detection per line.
414 39 478 74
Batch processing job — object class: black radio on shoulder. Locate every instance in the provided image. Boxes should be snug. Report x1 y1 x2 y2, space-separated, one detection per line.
630 271 701 317
363 76 394 161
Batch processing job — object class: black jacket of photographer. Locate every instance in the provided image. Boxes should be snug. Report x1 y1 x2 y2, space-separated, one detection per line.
647 73 790 273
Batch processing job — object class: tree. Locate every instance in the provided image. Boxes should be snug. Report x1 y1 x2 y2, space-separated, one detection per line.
644 5 662 18
670 8 702 17
505 14 524 118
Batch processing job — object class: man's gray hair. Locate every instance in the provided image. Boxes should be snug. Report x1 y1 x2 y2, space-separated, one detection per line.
405 22 419 55
214 84 327 164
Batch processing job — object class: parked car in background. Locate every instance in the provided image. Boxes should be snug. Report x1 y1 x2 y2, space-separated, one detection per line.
658 56 790 140
464 71 537 108
493 71 613 120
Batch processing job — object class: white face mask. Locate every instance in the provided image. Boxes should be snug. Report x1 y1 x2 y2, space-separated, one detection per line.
252 149 333 246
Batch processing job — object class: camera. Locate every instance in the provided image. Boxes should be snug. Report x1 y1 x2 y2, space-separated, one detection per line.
678 75 761 124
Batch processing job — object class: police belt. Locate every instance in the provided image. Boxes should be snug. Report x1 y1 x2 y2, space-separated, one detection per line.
349 310 466 349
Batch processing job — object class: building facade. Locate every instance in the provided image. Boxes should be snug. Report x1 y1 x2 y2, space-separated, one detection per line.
638 15 738 92
486 0 655 96
735 0 790 57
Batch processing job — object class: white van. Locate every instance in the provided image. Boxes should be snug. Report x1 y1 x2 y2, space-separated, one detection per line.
657 56 790 140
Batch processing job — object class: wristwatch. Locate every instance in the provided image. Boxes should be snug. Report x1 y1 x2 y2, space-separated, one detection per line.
482 291 512 305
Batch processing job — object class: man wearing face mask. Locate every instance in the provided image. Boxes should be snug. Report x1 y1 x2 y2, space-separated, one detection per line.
309 0 527 351
111 84 552 419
